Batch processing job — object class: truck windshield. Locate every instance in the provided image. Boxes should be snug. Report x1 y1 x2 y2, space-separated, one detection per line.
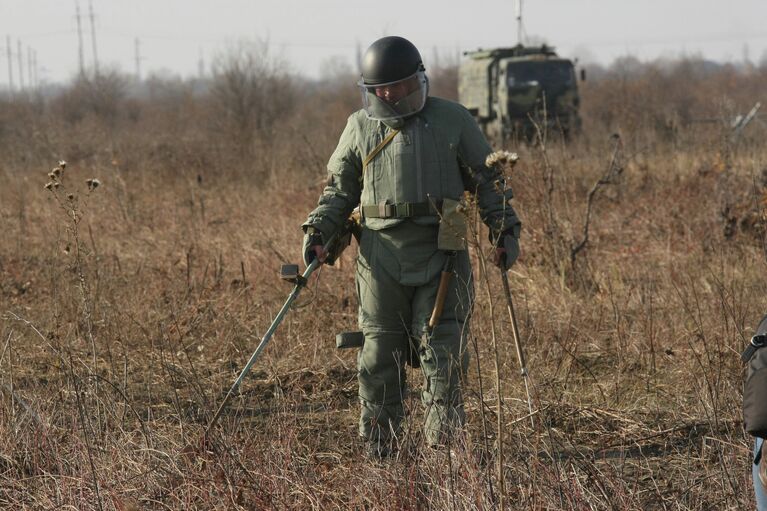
506 61 574 88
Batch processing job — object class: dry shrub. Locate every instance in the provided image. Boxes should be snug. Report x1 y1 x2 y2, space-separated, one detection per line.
51 70 129 128
208 40 296 175
0 53 765 509
581 56 767 148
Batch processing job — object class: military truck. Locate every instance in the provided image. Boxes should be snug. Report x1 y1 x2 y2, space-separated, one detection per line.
458 44 581 142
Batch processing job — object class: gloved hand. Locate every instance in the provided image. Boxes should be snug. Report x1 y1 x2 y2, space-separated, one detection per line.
492 234 520 271
302 227 327 266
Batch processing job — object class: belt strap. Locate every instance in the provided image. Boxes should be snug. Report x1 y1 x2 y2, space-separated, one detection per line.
361 200 442 219
742 334 767 363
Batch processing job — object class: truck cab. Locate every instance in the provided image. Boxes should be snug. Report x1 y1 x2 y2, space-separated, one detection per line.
459 44 581 143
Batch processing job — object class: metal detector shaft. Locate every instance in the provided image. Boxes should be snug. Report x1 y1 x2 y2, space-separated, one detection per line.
206 235 336 435
500 269 534 420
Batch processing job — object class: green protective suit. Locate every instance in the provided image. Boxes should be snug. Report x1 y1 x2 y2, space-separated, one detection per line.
303 96 521 447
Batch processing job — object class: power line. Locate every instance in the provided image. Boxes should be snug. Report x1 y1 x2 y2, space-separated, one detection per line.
9 29 76 38
552 32 767 52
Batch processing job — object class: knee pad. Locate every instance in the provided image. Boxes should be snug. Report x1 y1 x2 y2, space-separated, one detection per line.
357 329 409 404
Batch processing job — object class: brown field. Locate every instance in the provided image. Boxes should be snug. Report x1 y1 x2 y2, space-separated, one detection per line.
1 54 766 509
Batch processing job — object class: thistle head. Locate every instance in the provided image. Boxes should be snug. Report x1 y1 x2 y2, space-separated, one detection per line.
485 150 520 169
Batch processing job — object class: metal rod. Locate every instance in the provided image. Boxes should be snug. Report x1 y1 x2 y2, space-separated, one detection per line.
500 269 534 423
205 233 338 435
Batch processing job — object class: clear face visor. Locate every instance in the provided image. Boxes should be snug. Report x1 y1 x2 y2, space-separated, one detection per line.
358 70 428 122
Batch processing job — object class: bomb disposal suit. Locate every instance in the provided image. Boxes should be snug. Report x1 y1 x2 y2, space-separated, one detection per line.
302 36 521 454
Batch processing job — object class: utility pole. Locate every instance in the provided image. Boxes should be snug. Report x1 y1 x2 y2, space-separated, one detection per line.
33 49 38 88
355 40 362 74
198 47 204 80
6 35 13 94
76 1 85 76
134 37 141 81
88 0 99 76
515 0 524 46
17 39 24 91
27 46 33 90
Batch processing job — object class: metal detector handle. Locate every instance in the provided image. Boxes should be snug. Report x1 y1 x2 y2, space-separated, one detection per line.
206 231 339 434
500 270 527 376
500 268 535 426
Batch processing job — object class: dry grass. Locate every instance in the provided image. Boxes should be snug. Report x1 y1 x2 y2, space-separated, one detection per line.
0 57 766 509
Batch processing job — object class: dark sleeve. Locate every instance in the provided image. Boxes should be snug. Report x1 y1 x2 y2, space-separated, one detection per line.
457 108 521 239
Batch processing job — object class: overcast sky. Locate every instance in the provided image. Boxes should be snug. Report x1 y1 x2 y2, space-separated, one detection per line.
1 0 766 87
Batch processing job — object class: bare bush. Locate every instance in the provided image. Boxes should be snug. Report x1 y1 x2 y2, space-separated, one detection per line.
581 56 767 148
208 40 295 172
428 48 460 101
51 70 128 128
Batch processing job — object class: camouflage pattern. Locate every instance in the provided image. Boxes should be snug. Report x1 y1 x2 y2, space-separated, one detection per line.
303 96 521 449
459 44 581 140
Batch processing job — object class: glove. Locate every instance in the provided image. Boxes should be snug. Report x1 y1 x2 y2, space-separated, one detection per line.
302 227 325 266
493 233 520 271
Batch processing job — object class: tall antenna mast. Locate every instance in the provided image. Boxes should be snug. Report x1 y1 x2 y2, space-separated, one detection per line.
75 1 85 76
88 0 99 76
515 0 524 46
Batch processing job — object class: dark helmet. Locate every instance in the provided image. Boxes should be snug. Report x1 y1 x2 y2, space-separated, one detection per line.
360 36 424 85
358 36 429 125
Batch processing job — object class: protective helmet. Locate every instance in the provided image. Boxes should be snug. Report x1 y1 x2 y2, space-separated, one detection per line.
358 36 428 123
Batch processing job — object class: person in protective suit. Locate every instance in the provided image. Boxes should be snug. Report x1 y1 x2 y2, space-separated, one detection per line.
755 437 767 510
301 36 521 457
744 315 767 509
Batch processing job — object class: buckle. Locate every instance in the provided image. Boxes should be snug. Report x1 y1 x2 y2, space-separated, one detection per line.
742 334 767 363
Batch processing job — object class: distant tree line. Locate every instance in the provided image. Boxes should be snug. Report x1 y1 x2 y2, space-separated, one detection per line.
0 44 764 178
